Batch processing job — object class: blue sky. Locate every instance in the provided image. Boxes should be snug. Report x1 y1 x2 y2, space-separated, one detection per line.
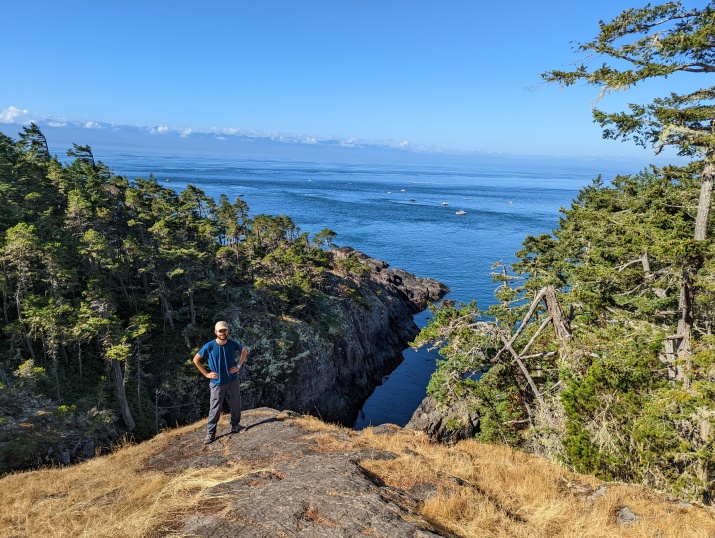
0 1 703 163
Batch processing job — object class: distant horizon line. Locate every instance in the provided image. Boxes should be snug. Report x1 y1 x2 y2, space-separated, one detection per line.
2 105 499 157
0 106 689 167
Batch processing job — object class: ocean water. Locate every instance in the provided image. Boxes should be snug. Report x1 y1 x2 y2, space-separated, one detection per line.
95 149 614 428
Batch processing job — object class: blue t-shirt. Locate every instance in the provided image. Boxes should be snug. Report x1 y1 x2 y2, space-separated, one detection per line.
198 339 243 385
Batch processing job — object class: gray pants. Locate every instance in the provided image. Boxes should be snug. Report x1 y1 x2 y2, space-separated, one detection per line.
207 377 242 435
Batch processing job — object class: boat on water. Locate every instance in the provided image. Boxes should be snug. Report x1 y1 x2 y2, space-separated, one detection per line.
440 201 449 206
455 210 467 215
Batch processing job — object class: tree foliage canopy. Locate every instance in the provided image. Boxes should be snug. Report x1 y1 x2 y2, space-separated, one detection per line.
0 124 360 445
416 2 715 503
543 1 715 157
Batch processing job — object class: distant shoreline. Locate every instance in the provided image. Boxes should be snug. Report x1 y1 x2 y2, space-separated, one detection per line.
0 123 684 174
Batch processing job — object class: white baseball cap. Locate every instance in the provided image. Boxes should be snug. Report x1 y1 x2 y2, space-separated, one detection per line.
215 321 229 331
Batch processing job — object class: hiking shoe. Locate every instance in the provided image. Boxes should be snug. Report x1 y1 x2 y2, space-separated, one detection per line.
203 434 215 444
230 424 244 434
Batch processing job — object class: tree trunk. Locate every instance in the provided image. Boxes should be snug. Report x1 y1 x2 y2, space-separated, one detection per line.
641 250 651 276
188 288 196 325
52 356 61 402
156 280 175 329
694 161 714 241
24 335 37 362
136 349 143 418
1 264 8 323
112 358 136 430
673 262 696 384
544 285 572 351
670 158 713 378
0 365 10 388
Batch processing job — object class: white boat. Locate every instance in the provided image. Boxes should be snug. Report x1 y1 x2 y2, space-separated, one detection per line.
440 201 449 206
455 210 467 215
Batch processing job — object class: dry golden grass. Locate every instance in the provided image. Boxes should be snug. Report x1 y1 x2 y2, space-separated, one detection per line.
295 416 715 538
2 414 714 538
0 421 269 538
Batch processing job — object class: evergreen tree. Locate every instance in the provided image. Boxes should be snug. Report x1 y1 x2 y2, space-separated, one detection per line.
413 3 715 502
542 1 715 360
17 123 50 163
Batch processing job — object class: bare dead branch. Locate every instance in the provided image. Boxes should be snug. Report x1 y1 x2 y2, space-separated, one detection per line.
498 330 545 409
492 287 548 363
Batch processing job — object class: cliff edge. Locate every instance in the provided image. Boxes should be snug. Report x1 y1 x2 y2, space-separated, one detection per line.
169 248 449 428
0 249 448 474
4 407 713 537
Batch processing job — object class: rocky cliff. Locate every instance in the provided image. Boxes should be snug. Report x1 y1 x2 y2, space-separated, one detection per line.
223 247 449 426
0 249 447 473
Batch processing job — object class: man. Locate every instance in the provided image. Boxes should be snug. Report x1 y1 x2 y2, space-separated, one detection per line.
192 320 247 444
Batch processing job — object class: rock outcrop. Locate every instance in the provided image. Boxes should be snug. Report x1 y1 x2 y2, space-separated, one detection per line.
406 396 480 444
236 248 449 426
163 249 449 430
0 388 118 473
333 247 448 314
1 250 447 473
148 408 450 537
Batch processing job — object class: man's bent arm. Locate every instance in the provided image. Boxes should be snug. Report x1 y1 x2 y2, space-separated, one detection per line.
193 353 218 379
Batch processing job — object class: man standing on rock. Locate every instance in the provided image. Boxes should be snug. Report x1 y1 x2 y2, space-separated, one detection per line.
192 321 247 444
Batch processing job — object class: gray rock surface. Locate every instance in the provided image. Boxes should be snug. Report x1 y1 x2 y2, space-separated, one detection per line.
225 249 449 426
406 396 479 444
333 247 448 314
0 388 118 473
146 408 454 537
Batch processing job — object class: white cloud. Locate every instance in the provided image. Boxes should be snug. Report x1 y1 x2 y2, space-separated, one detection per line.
340 137 358 147
0 106 32 124
218 128 241 136
149 125 171 135
0 108 433 156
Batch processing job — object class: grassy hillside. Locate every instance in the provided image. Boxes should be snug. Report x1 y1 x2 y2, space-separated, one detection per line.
1 409 713 537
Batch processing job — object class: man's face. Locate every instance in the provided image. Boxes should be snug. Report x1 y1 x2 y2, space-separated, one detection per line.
216 328 229 341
